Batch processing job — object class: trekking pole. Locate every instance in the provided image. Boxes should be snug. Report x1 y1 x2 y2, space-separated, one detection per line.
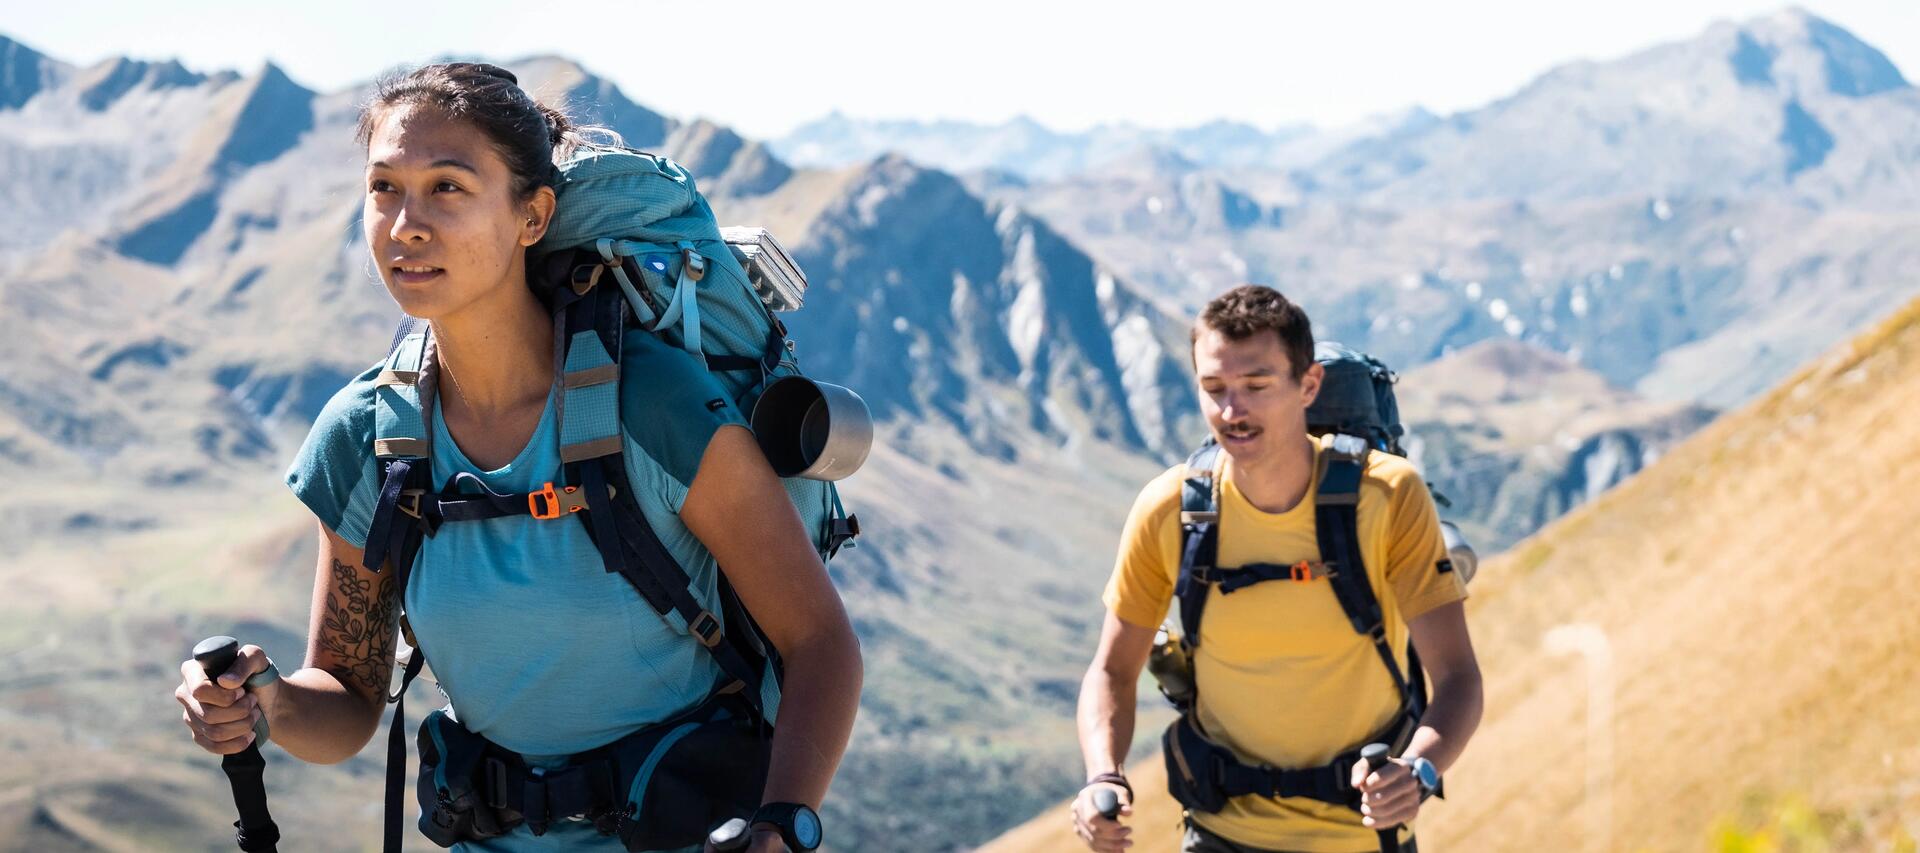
709 817 752 852
193 636 281 853
1359 743 1398 853
1092 788 1122 821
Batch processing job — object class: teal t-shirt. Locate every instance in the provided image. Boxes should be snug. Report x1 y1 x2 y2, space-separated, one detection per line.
286 330 770 852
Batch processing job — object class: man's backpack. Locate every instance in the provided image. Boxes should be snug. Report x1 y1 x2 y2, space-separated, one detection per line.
358 147 862 850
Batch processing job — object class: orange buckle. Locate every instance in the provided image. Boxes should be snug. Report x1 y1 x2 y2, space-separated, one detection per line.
1291 561 1315 582
528 482 586 520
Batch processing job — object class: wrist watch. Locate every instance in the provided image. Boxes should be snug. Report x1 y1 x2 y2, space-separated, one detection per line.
751 802 822 852
1408 756 1443 801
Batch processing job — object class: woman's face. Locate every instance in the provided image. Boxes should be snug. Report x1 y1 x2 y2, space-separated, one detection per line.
362 104 552 321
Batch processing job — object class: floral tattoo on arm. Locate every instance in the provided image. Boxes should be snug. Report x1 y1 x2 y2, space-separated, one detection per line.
318 558 399 698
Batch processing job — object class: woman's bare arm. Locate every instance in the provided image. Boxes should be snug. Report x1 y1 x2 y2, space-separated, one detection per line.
680 425 863 811
262 523 404 764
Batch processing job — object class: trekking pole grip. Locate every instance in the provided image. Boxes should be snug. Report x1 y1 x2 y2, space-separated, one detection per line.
1093 788 1121 820
193 635 281 853
1359 743 1399 853
194 635 243 681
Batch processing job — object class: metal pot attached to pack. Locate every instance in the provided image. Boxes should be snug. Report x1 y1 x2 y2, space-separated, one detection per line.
1440 520 1478 585
750 376 872 481
1147 622 1196 709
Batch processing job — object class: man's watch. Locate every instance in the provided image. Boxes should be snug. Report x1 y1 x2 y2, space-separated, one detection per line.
1408 756 1443 801
751 802 823 852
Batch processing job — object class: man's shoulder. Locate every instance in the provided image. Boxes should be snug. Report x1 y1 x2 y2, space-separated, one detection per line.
1358 447 1427 496
1140 462 1193 508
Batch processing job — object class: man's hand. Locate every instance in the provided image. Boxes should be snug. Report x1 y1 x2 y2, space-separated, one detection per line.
1071 782 1133 851
1351 757 1423 829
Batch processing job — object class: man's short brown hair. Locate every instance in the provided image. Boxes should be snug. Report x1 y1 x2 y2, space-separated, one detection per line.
1191 285 1315 379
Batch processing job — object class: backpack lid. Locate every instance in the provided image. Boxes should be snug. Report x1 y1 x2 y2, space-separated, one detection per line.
1304 341 1403 453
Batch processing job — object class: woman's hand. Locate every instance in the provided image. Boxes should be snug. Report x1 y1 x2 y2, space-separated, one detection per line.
174 643 278 755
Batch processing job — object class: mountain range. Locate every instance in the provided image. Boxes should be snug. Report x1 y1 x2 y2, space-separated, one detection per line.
1 7 1915 850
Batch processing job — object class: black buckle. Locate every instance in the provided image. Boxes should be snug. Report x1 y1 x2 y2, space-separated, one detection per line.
689 611 724 648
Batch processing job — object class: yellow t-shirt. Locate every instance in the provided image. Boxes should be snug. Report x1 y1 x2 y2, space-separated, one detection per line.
1104 435 1467 852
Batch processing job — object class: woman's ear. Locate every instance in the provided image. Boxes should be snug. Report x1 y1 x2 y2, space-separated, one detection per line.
520 185 557 246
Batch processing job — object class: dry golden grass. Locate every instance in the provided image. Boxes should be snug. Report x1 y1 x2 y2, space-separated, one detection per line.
985 297 1920 852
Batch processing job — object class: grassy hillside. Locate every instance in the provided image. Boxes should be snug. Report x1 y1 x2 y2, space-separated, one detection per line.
985 296 1920 851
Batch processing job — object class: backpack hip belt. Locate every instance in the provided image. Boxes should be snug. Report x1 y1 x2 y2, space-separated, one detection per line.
413 689 769 851
1163 708 1420 813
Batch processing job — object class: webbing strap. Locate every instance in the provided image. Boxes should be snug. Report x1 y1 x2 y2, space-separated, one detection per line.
597 456 766 717
1216 561 1336 593
1217 752 1358 806
382 651 426 853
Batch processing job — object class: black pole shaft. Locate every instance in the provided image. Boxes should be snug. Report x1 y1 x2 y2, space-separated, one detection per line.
1359 743 1398 853
194 636 281 853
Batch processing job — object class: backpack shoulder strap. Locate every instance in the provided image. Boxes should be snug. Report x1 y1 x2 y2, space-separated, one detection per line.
360 316 442 853
363 316 435 578
1174 442 1223 654
552 276 771 721
1314 435 1422 739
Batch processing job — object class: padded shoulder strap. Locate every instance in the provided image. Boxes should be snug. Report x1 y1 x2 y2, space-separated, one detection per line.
554 279 772 721
363 317 436 577
1174 442 1223 654
372 317 431 460
1313 436 1417 710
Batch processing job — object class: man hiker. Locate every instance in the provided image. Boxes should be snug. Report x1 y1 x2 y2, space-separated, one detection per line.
1072 285 1483 853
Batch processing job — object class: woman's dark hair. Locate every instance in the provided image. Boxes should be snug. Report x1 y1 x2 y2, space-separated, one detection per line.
355 62 600 199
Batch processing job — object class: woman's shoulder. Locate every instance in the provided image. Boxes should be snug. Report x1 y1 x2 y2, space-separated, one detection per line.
284 361 387 545
305 361 388 451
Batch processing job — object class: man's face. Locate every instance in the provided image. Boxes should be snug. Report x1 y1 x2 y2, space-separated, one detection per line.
1193 325 1322 467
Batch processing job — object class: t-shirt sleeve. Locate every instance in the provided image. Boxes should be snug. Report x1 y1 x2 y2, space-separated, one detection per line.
617 332 750 513
284 364 384 549
1101 467 1185 630
1383 466 1468 621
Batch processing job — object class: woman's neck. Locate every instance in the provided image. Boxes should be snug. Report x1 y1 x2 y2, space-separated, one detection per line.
430 278 554 417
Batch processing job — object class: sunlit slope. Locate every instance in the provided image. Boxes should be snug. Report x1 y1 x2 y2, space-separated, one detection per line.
985 297 1920 851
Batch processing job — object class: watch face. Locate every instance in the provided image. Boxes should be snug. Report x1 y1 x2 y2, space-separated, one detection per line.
793 807 823 849
1414 759 1440 789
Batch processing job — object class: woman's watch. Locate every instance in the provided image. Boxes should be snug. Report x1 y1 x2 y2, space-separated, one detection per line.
1408 756 1443 801
750 802 822 852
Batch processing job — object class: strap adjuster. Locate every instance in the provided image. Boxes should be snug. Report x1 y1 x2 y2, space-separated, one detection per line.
529 482 588 520
681 248 706 282
689 611 724 648
395 489 426 519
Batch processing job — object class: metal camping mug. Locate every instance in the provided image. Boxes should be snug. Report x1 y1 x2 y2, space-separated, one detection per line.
749 376 873 481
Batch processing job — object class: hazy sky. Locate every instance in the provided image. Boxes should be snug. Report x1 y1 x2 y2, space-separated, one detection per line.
7 1 1916 137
